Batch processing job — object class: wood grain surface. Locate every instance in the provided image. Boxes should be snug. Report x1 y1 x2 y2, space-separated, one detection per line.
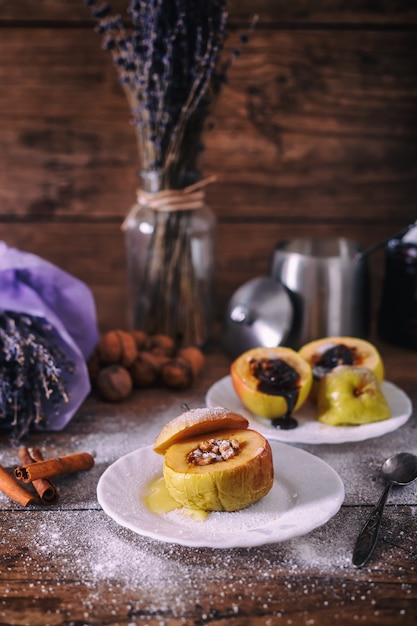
0 0 416 331
0 340 416 626
1 6 416 624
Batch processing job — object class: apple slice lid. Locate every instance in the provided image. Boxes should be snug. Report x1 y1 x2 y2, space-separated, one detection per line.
154 407 249 454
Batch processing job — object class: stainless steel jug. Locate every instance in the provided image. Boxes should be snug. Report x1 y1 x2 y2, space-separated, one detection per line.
270 238 370 348
222 277 294 359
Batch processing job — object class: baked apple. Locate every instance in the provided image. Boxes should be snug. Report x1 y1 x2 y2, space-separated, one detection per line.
230 347 312 427
317 365 391 426
298 336 384 402
153 407 274 512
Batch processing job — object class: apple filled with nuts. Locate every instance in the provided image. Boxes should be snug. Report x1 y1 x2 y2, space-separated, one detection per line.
230 347 313 429
153 407 274 512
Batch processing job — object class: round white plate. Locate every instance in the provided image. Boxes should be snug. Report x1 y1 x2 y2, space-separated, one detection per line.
206 376 412 445
97 442 344 549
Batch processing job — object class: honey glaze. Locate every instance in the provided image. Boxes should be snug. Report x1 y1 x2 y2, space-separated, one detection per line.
144 476 208 521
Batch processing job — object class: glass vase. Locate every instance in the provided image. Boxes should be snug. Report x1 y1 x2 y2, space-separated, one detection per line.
123 171 216 349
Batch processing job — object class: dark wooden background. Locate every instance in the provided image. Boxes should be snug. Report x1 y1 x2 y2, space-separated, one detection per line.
1 1 416 332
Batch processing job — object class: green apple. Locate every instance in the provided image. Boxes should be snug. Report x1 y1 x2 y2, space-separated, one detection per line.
317 365 391 426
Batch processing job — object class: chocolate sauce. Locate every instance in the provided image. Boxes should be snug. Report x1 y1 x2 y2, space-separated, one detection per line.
249 358 300 429
271 415 298 430
312 344 356 380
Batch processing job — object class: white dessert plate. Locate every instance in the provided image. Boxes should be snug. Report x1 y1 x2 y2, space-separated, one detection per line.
206 376 412 445
97 442 344 549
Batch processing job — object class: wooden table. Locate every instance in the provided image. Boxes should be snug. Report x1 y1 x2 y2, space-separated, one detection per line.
1 340 416 626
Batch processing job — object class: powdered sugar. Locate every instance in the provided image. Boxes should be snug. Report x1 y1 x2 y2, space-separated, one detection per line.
2 503 364 626
0 381 415 623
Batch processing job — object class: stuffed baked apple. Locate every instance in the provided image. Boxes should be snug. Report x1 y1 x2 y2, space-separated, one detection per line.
298 336 384 402
153 406 274 512
230 347 312 429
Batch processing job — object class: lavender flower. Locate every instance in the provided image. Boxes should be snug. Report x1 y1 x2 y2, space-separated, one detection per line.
84 0 228 186
0 311 74 445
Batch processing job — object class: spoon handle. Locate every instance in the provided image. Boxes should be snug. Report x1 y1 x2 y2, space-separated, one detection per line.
352 483 392 568
355 219 417 261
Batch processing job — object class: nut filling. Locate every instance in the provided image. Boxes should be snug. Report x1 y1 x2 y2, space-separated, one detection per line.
186 438 240 466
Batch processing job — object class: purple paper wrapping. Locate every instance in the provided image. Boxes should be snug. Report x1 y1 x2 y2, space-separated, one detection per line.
0 241 99 431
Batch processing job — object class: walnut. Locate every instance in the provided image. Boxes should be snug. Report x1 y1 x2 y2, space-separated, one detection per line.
129 351 169 388
97 330 137 367
129 329 149 350
161 358 193 390
178 346 205 377
186 439 241 466
161 346 205 389
96 364 133 402
90 328 206 402
148 334 176 357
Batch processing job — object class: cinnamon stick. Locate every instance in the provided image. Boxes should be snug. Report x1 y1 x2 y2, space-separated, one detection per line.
18 447 59 504
14 452 94 483
0 464 39 507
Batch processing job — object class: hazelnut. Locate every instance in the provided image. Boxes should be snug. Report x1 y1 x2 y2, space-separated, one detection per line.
96 364 133 402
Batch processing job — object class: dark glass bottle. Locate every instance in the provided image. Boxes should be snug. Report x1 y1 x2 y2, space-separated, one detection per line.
378 237 417 349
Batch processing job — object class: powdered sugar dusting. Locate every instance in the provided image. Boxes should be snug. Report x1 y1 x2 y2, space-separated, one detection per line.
183 406 228 419
6 502 414 626
154 405 249 453
8 507 353 592
166 405 243 429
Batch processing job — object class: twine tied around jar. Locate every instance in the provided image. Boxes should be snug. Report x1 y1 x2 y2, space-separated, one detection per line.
121 175 217 230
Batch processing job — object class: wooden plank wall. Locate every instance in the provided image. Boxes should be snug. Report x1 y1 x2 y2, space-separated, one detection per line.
0 1 416 332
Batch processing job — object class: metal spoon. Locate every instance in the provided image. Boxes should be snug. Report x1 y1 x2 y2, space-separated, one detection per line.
352 452 417 568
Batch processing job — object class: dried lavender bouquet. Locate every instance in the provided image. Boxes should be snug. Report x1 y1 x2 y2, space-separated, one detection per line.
85 0 228 347
0 312 74 445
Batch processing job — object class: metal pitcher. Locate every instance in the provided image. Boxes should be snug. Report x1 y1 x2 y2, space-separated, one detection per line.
270 238 370 349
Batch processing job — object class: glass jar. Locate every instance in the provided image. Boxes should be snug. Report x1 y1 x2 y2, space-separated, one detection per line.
378 238 417 349
123 171 216 349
